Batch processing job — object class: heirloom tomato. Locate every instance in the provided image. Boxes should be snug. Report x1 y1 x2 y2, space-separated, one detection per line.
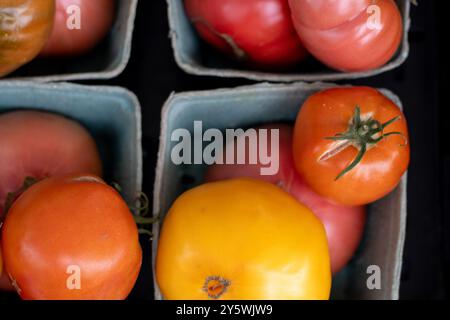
0 111 102 219
293 87 410 206
156 178 331 300
0 0 55 77
184 0 308 69
1 174 142 300
288 0 402 71
40 0 115 56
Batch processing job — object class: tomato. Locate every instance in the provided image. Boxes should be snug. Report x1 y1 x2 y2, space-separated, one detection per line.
40 0 115 56
288 0 371 30
205 124 366 274
156 178 331 300
1 174 142 300
288 0 402 71
0 247 9 290
0 0 55 77
293 87 410 206
184 0 308 69
0 111 102 220
0 245 2 277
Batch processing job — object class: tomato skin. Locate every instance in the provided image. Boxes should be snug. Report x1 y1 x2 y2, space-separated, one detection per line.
156 178 331 300
293 87 410 206
0 111 102 219
40 0 115 56
184 0 308 69
288 0 402 71
0 0 55 77
206 124 366 274
1 175 142 300
0 246 2 277
288 0 370 30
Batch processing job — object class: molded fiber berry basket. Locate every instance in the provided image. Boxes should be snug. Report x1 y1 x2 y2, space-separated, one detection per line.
152 82 407 300
2 0 138 82
167 0 411 82
0 81 142 203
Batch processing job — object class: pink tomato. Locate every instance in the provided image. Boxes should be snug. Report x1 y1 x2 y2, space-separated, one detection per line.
40 0 115 56
205 124 366 274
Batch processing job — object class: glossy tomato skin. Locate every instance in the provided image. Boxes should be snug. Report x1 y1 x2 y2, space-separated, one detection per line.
40 0 115 56
0 111 102 219
185 0 308 69
206 124 366 274
293 87 410 206
1 175 142 300
0 0 55 77
289 0 370 30
157 179 331 300
289 0 402 71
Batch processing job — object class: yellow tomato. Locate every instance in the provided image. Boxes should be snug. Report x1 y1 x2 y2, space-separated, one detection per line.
156 178 331 300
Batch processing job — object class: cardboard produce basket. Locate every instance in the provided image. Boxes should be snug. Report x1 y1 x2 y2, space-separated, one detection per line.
3 0 138 82
0 82 142 203
167 0 411 82
152 82 408 300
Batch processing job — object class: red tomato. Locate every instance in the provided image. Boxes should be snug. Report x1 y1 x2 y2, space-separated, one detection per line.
293 87 410 206
0 111 102 219
205 124 366 274
40 0 115 56
184 0 308 69
288 0 402 71
1 174 142 300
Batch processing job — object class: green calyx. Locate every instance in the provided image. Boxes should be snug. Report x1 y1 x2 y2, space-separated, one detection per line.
323 106 406 181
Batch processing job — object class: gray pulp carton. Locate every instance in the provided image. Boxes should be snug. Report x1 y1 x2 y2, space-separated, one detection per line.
3 0 138 82
152 82 407 300
0 82 142 203
167 0 410 82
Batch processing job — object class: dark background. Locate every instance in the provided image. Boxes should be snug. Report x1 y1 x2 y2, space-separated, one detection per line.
2 0 449 300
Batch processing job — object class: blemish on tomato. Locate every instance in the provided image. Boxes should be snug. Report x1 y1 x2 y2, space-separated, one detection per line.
202 276 230 299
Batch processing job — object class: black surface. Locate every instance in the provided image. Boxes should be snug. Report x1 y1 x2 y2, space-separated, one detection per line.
1 0 449 300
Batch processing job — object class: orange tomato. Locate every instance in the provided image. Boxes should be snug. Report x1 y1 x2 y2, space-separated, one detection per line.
156 178 331 300
293 87 410 206
1 174 142 300
0 0 55 77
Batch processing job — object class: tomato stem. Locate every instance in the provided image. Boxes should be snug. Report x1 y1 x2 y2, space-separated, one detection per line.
322 106 407 180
